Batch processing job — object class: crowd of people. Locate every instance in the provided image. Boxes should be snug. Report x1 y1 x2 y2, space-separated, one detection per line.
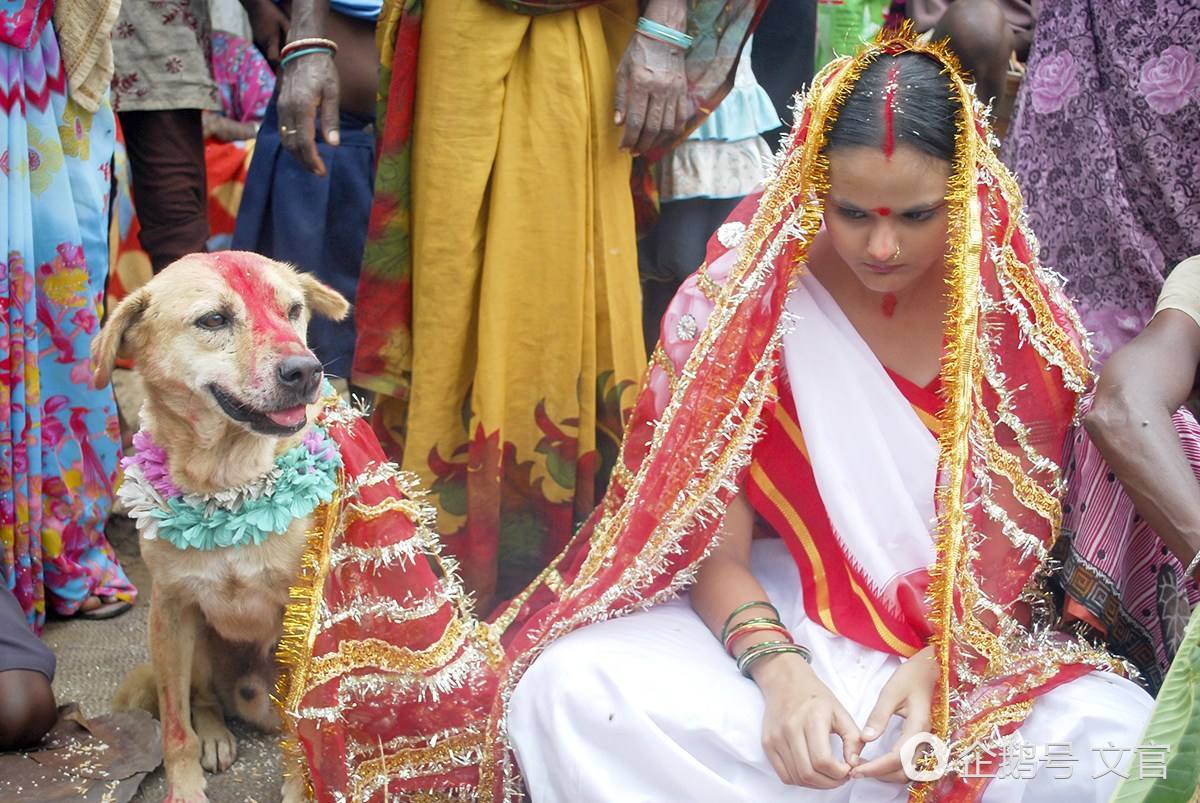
1 0 1199 798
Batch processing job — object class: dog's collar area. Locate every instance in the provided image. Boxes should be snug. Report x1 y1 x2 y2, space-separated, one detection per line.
117 422 343 551
207 383 314 437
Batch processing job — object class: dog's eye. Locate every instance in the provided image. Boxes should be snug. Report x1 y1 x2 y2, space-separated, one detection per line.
287 303 304 322
196 312 229 330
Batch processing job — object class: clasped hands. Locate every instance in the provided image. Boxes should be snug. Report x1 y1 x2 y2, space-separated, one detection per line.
755 645 939 788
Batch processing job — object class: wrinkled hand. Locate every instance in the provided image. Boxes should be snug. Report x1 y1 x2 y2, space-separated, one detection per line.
851 646 938 783
202 112 257 143
756 656 863 789
613 32 690 155
277 51 340 176
243 0 290 65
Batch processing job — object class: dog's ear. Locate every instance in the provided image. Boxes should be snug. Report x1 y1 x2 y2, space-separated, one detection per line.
298 273 350 322
91 289 150 389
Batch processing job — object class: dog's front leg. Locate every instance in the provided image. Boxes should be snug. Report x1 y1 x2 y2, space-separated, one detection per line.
151 592 207 802
190 629 238 773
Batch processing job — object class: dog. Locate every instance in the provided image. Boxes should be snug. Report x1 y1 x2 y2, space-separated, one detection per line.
95 252 350 803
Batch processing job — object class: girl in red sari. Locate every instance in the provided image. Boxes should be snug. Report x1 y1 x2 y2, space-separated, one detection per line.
507 40 1152 802
274 26 1151 802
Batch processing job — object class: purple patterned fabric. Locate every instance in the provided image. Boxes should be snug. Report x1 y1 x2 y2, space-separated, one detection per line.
1059 395 1200 694
1002 1 1200 362
209 30 273 124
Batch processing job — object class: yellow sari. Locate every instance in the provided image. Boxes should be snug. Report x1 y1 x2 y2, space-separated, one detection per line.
368 0 645 604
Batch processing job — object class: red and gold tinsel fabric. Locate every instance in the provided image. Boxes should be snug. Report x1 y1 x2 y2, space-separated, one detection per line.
279 25 1128 801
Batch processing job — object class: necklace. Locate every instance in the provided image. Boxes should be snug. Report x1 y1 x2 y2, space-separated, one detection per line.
118 425 342 551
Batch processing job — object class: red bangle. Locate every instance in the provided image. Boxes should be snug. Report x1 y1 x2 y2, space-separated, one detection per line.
724 623 792 655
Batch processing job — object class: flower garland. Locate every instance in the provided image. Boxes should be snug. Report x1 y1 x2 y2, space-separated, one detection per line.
118 425 342 551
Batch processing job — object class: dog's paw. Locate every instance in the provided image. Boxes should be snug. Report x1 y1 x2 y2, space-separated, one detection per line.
195 719 238 773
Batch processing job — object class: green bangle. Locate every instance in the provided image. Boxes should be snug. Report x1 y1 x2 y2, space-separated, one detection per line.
280 46 334 69
636 17 693 50
735 639 794 671
721 601 781 642
738 644 812 677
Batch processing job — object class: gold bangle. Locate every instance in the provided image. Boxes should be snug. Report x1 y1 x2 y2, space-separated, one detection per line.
281 37 339 57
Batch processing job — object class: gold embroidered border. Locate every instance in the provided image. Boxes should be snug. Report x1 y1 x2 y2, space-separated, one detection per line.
344 495 430 527
304 618 469 692
353 731 486 802
696 261 721 301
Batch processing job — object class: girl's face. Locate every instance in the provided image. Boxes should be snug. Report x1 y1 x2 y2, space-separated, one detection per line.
823 144 952 295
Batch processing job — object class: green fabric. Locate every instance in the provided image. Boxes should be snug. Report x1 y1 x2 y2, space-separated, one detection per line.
815 0 891 72
1112 606 1200 802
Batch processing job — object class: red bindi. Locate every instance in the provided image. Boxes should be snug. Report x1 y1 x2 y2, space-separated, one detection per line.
881 64 901 160
873 207 892 216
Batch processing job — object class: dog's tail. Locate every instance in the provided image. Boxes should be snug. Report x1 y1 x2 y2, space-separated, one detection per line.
113 663 159 716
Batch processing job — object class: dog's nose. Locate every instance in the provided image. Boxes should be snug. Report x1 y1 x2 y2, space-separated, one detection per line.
277 354 322 395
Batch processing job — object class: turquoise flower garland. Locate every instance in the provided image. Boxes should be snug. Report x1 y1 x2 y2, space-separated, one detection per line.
124 425 342 551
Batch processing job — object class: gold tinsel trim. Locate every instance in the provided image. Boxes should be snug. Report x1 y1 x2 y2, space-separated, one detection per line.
344 495 432 527
695 261 722 301
304 620 470 691
273 483 342 798
353 731 487 802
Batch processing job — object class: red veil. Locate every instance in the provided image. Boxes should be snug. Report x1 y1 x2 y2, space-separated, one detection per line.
279 26 1126 802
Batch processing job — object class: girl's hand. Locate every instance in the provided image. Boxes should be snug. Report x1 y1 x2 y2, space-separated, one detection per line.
851 645 938 783
754 654 864 788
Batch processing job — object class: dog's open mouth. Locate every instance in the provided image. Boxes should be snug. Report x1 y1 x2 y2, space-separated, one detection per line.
208 384 310 436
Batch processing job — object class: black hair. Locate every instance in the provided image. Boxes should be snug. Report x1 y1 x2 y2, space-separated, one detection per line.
825 52 960 162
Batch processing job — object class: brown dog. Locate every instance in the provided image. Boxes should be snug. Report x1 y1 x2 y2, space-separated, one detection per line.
94 252 349 803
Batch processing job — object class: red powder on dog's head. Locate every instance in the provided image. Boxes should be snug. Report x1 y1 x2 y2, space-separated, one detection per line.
881 64 901 160
209 253 301 350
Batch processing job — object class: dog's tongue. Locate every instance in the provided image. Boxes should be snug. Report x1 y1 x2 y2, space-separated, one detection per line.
266 406 307 428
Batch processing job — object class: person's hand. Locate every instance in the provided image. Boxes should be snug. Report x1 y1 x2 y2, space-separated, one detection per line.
850 646 938 783
242 0 290 65
277 51 340 175
754 654 863 788
202 112 258 143
613 25 690 154
202 110 221 141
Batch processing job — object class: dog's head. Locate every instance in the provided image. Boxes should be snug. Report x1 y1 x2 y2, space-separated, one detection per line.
91 252 349 437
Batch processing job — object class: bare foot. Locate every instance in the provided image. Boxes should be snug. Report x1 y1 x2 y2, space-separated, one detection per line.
76 595 133 620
